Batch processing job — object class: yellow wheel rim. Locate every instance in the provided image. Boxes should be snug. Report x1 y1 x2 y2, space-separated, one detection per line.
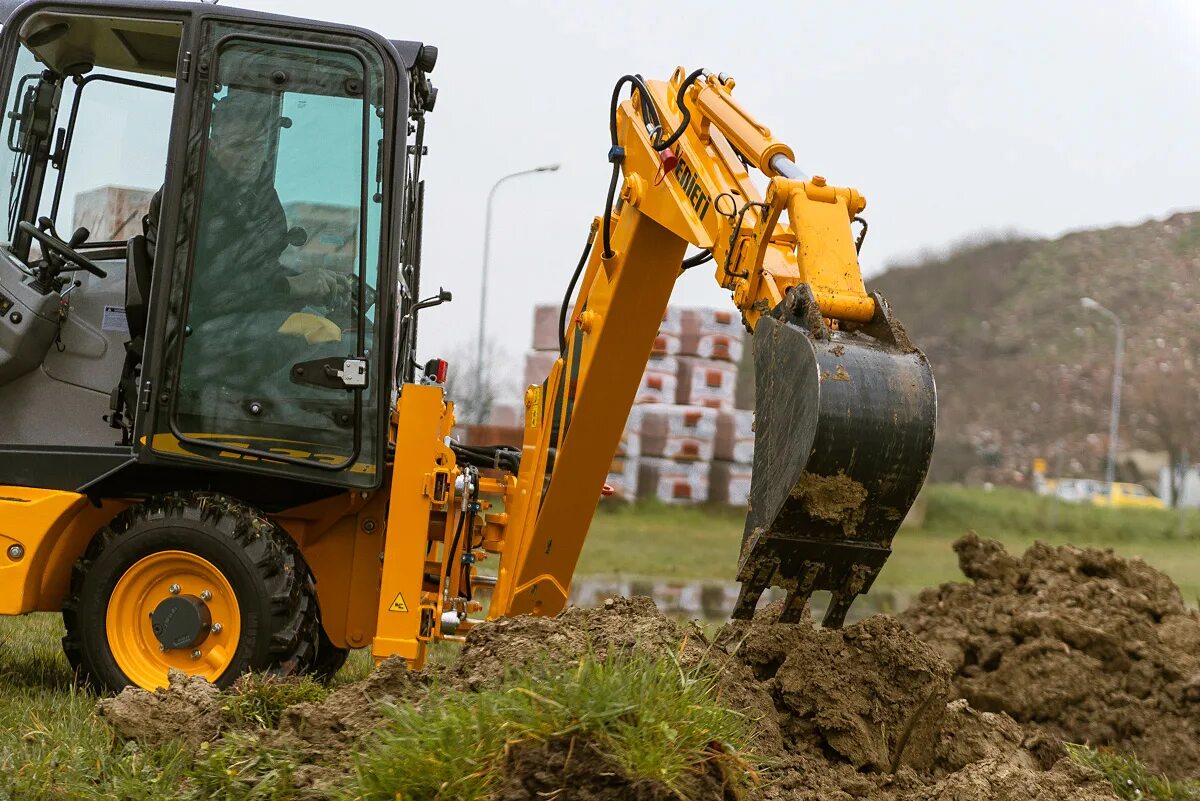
106 550 242 690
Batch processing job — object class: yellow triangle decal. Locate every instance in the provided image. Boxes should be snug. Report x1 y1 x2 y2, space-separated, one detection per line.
389 591 409 613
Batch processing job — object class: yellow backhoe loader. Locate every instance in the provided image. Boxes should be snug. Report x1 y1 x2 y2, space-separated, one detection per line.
0 0 935 691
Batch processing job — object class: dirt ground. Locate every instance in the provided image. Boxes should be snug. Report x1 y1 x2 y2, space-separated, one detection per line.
96 535 1200 799
901 532 1200 779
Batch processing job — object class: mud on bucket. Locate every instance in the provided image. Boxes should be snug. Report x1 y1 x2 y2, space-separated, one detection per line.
734 286 936 627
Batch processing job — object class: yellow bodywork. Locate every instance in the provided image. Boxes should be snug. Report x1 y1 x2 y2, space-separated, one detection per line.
0 67 880 680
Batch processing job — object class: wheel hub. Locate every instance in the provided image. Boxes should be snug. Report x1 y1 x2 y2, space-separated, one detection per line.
150 594 212 650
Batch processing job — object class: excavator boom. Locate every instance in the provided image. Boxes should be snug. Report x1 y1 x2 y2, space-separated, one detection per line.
486 69 936 627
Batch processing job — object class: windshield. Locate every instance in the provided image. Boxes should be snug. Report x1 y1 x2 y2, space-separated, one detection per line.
44 73 174 241
0 45 43 244
0 26 178 252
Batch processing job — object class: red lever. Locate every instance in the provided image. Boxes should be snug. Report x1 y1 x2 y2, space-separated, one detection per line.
601 484 615 497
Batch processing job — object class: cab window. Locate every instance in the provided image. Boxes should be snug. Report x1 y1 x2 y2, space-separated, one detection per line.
163 27 387 486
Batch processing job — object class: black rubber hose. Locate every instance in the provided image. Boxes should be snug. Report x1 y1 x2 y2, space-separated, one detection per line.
607 74 659 145
601 162 622 259
681 249 713 271
653 68 706 152
559 225 597 354
601 69 705 258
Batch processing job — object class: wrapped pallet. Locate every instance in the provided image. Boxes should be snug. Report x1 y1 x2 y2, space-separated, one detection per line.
710 461 753 506
638 404 717 462
659 306 684 337
681 308 745 363
677 356 738 411
605 456 639 501
638 457 710 504
653 331 682 355
635 355 679 405
523 350 559 388
715 409 755 464
531 304 562 351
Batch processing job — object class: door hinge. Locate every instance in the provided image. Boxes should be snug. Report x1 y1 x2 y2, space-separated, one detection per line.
139 380 153 412
291 357 369 390
181 51 192 82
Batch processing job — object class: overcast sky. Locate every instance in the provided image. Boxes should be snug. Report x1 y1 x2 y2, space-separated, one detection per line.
234 0 1199 361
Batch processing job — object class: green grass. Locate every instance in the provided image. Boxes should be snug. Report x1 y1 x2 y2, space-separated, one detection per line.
580 485 1200 598
222 674 328 729
352 652 751 801
0 614 364 800
1067 744 1200 800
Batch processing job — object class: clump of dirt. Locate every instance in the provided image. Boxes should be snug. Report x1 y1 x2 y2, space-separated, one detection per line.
789 471 868 532
98 668 225 746
270 656 431 760
719 610 953 772
495 736 741 801
900 533 1200 779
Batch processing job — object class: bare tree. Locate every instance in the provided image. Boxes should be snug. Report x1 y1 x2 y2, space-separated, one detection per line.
441 340 522 426
1125 332 1200 505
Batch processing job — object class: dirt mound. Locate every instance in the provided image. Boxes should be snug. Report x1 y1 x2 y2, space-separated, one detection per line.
454 596 708 688
96 595 1121 800
98 668 225 746
900 533 1200 779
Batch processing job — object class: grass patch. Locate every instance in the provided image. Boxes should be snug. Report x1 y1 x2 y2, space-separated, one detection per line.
352 651 751 800
223 674 328 730
187 732 303 801
1066 744 1200 800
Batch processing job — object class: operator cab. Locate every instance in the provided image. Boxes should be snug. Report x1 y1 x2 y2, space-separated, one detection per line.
0 2 432 501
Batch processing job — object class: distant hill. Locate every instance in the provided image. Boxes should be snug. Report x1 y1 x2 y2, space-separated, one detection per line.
868 211 1200 485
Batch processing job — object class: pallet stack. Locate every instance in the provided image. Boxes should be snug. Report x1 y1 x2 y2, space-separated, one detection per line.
523 304 755 506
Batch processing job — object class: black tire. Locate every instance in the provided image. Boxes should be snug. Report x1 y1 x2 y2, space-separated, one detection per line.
312 624 351 682
62 492 321 693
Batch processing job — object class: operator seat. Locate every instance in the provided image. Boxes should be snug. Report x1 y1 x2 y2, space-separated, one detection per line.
124 234 152 340
109 233 154 441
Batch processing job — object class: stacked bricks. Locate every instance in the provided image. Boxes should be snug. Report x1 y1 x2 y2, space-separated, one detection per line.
524 304 754 506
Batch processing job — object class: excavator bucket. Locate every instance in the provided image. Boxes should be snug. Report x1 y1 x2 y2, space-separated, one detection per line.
734 286 936 627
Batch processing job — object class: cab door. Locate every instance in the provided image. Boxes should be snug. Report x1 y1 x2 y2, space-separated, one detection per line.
138 13 403 489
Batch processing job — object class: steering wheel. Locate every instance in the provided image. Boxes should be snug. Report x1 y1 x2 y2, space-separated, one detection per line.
17 220 108 279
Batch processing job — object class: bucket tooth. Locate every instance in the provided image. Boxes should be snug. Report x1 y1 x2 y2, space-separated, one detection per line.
736 286 936 627
778 589 810 624
731 585 765 621
731 542 775 619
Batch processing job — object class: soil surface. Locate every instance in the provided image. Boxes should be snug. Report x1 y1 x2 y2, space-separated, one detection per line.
900 532 1200 779
98 587 1129 800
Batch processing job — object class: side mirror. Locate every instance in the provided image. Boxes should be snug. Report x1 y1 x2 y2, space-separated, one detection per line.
411 287 452 314
286 226 308 247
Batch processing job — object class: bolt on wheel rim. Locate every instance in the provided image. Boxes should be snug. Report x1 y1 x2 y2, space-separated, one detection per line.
106 550 241 690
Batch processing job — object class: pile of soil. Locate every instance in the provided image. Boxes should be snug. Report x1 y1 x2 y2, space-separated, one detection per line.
98 594 1122 800
900 532 1200 779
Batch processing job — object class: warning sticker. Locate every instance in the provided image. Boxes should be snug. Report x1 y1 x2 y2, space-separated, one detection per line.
101 306 128 333
389 591 409 613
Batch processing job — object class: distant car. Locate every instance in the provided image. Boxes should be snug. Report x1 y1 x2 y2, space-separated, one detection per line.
1052 478 1106 503
1091 482 1166 510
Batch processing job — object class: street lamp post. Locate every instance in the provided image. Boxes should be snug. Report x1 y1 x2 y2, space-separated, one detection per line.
475 164 560 421
1080 297 1125 486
